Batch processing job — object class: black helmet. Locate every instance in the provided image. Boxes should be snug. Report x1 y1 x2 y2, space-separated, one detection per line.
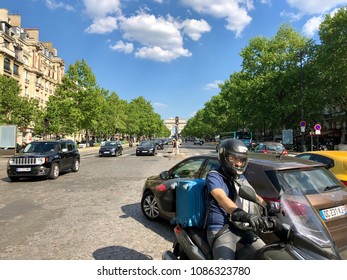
218 138 249 178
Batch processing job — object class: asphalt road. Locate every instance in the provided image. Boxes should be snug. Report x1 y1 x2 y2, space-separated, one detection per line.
0 142 215 260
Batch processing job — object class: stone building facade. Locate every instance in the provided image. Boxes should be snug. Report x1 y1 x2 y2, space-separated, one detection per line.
0 8 65 143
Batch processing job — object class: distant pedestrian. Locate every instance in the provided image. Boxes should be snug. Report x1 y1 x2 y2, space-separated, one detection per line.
172 138 180 155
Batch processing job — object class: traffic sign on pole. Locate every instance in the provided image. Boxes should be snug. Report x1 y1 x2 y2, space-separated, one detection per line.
314 124 321 131
300 121 306 127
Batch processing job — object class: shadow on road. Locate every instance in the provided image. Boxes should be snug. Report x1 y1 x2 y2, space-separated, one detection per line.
93 246 152 260
120 202 175 242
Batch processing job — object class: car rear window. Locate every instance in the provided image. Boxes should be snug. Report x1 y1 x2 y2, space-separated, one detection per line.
277 167 343 194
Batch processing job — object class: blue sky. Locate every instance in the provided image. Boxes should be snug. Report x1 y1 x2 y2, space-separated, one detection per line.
3 0 347 121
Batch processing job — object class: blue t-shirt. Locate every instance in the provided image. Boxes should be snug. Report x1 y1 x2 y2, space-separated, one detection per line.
205 167 236 231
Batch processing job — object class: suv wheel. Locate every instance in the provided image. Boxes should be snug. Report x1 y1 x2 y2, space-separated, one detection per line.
72 159 80 172
49 163 60 179
141 191 160 221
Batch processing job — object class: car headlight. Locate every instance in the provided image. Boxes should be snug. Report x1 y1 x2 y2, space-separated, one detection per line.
8 158 16 165
36 157 46 164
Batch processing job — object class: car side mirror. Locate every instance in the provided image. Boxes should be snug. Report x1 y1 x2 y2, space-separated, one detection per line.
160 171 170 180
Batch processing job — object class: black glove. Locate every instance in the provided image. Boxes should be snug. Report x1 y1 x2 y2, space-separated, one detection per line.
267 217 283 232
266 204 281 216
231 208 266 231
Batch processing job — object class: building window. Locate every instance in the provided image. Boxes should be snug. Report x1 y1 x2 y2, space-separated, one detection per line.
4 58 11 72
13 64 19 76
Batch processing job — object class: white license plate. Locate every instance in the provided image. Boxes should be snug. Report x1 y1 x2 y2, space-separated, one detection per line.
320 205 347 220
16 167 31 172
142 151 148 153
104 151 110 153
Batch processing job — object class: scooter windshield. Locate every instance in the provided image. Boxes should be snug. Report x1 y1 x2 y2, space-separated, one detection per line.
280 188 337 251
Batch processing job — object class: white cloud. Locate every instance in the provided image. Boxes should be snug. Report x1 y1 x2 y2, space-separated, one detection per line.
135 46 191 62
153 102 168 108
280 10 302 21
83 0 121 18
181 19 211 41
110 40 134 53
302 15 324 37
286 0 347 15
45 0 74 11
120 14 182 49
85 16 118 34
81 1 212 61
120 13 192 61
205 80 223 90
180 0 254 37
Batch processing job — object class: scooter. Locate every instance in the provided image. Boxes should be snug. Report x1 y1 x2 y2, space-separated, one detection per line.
162 185 341 260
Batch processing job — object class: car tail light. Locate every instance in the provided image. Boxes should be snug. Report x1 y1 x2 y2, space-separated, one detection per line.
156 184 167 192
341 180 347 186
174 226 181 234
263 150 268 154
283 200 310 217
283 150 288 156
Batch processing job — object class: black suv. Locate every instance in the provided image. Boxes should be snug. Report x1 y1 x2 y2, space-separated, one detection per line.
7 139 80 181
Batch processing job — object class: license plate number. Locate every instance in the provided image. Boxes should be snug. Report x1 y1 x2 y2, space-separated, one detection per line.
16 167 31 172
320 205 347 220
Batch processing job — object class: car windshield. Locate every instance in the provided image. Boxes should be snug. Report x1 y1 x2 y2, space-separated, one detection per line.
102 141 117 147
277 167 343 195
140 141 153 147
23 142 57 153
267 143 284 151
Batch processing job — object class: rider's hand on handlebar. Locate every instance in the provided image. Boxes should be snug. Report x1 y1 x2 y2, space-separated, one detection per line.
231 208 267 231
266 217 283 232
266 204 281 216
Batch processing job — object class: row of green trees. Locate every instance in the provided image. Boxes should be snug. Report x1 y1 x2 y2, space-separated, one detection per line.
0 59 171 141
182 7 347 141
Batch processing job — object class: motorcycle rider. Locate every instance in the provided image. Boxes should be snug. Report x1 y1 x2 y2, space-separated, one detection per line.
206 138 268 260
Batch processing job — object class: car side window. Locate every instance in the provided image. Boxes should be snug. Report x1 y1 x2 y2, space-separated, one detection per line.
201 159 220 178
67 142 74 151
312 155 334 169
60 142 67 152
172 158 205 178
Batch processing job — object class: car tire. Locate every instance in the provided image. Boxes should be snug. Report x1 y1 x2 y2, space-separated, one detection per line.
9 176 19 182
49 163 60 179
141 191 160 221
72 159 80 172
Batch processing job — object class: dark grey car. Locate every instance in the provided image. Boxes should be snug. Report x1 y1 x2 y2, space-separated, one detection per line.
99 141 123 157
136 141 157 156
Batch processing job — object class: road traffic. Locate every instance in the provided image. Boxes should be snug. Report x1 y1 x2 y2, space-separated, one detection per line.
0 142 212 260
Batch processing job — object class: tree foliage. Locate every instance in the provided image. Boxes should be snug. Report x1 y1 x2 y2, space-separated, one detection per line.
0 74 39 128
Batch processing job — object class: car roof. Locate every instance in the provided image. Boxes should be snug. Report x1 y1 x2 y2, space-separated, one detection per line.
259 141 284 145
299 150 347 159
30 139 71 143
249 154 325 170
